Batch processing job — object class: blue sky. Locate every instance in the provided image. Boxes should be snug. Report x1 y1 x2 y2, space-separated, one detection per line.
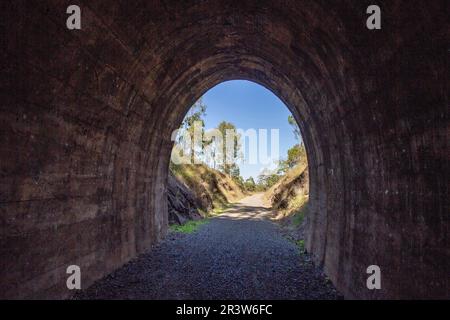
201 80 300 180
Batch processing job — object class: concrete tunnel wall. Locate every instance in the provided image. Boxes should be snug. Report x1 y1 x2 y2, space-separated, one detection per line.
0 0 448 299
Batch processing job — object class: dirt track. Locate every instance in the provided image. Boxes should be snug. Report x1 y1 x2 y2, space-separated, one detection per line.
75 194 339 299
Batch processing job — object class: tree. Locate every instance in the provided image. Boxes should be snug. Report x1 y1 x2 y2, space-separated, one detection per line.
230 164 241 179
257 168 281 190
176 98 209 164
287 145 301 167
244 177 256 192
277 143 307 173
216 121 241 175
275 115 308 174
288 115 301 141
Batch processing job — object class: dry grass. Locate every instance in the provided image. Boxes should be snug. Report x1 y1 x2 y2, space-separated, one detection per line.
170 163 245 214
264 163 309 221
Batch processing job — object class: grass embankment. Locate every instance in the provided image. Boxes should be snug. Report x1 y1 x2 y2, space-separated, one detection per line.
264 163 309 221
264 163 309 250
170 163 245 219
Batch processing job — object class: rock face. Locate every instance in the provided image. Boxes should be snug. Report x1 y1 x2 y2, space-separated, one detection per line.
167 173 202 225
0 1 448 299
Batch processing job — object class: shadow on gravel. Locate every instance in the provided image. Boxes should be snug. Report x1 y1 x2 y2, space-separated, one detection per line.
74 195 340 300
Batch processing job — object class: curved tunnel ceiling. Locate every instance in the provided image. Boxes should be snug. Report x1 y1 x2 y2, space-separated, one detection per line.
0 0 447 299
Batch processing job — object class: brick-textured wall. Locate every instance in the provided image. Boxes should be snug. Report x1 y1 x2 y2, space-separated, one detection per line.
0 0 448 299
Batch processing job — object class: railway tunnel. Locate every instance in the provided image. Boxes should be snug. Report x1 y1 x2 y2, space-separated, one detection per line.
0 0 448 299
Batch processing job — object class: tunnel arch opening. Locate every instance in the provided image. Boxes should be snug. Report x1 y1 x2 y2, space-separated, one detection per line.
143 57 343 288
166 79 310 225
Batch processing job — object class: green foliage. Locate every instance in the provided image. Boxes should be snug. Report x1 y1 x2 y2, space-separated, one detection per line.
229 164 241 180
183 98 207 130
288 115 301 141
293 211 305 226
278 144 307 174
171 98 250 192
244 176 256 192
292 199 308 226
277 115 308 174
257 171 281 190
295 239 305 253
216 121 241 175
284 236 306 254
172 98 210 165
170 219 209 234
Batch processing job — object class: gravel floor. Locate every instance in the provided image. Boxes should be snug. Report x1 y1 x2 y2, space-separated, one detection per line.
75 195 340 300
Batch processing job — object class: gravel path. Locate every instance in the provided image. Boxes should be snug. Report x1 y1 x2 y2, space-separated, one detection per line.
75 194 340 299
